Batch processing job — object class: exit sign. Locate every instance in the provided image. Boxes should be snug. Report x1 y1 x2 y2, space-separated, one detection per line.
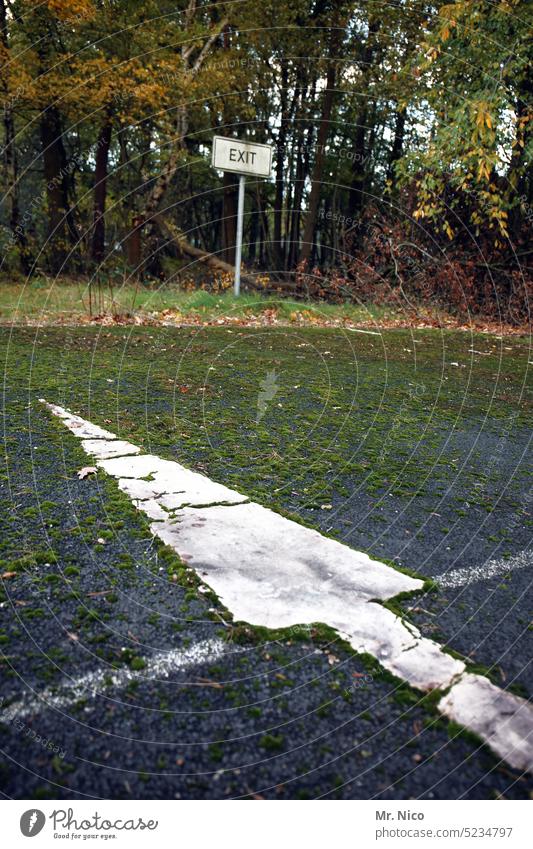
211 136 273 178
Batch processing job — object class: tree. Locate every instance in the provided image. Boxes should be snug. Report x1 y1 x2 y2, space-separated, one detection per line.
399 0 533 242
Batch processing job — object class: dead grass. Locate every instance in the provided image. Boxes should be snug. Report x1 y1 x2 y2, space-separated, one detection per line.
0 276 528 335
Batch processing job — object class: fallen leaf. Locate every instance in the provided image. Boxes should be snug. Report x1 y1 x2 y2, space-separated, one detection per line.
193 678 224 689
245 785 265 800
2 571 17 579
78 466 97 479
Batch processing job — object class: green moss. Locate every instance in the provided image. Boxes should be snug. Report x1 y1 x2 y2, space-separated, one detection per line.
23 607 45 619
259 734 284 751
0 323 529 782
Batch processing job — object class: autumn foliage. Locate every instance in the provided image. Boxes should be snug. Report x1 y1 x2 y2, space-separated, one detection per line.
0 1 531 324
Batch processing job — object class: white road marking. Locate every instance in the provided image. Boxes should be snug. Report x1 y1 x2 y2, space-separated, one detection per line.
438 550 532 589
153 503 461 691
2 638 227 722
81 439 140 460
40 401 533 773
101 453 248 507
439 675 533 773
42 402 116 439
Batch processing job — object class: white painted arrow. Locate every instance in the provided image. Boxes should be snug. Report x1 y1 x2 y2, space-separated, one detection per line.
39 400 533 773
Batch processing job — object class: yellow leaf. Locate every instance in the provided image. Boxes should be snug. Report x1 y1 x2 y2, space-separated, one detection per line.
444 221 454 239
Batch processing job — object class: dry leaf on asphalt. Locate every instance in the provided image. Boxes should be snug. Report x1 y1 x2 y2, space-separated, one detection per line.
77 466 97 479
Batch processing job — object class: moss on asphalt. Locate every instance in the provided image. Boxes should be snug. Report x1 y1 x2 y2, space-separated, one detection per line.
0 325 531 799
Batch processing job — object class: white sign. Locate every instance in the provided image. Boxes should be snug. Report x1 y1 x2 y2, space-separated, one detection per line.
212 136 272 178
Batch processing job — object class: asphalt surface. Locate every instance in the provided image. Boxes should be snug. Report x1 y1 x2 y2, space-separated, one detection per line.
0 325 531 799
311 422 532 694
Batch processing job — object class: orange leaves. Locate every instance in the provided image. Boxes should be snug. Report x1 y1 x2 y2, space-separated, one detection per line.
438 4 458 43
443 221 454 240
476 158 492 182
44 0 95 22
474 101 494 133
18 0 94 26
63 56 168 120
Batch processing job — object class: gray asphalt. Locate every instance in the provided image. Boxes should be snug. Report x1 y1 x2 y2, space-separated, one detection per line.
1 389 532 800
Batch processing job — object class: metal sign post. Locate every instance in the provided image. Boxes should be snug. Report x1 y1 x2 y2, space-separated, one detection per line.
211 136 273 295
234 174 245 296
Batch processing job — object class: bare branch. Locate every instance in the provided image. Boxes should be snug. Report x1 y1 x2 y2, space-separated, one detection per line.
191 17 229 74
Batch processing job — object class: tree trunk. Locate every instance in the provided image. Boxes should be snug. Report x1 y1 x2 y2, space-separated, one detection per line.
154 214 257 287
144 106 188 223
91 116 113 263
125 215 144 276
283 75 304 269
299 56 337 265
2 106 19 235
273 61 288 270
222 171 238 263
386 106 406 185
289 97 315 267
40 105 70 272
0 0 29 271
141 15 228 224
288 130 306 269
248 192 258 264
138 14 229 278
347 21 381 219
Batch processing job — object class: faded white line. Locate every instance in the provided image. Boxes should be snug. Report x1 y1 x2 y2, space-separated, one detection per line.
81 439 140 460
438 550 532 589
41 402 117 440
346 327 381 336
2 638 227 722
439 675 533 773
40 401 533 773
